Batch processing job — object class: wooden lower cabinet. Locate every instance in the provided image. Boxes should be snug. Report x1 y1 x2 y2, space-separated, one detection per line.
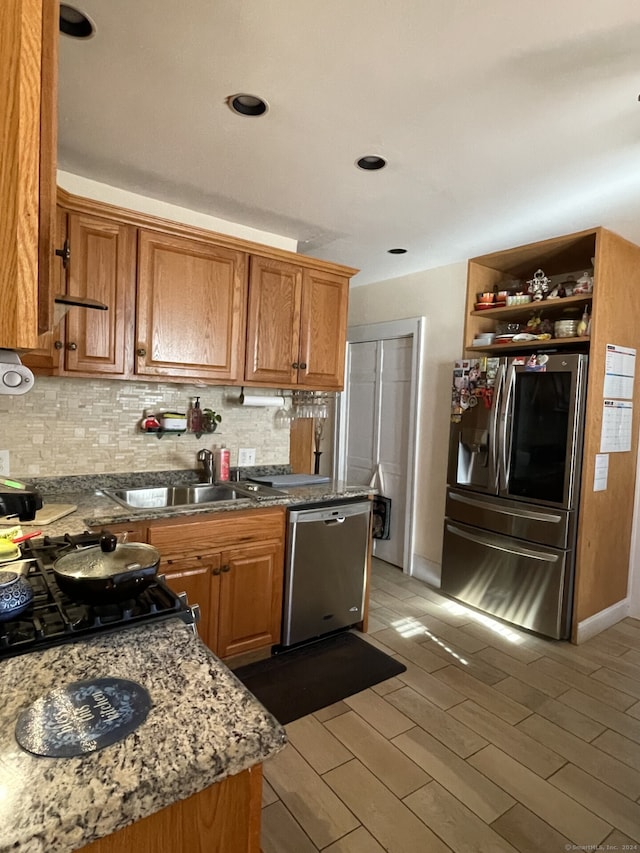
162 556 221 650
217 540 283 658
78 764 262 853
147 507 285 659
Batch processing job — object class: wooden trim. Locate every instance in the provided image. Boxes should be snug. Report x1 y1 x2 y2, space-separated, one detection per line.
57 188 359 278
37 0 58 334
356 495 374 634
572 229 640 628
289 418 315 473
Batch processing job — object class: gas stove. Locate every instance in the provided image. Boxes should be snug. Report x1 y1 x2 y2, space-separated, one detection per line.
0 532 199 660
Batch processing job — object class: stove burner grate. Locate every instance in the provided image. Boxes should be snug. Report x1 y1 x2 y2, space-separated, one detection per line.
0 532 198 659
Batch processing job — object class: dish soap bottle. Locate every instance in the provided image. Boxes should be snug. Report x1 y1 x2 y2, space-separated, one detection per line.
188 397 203 434
214 446 230 481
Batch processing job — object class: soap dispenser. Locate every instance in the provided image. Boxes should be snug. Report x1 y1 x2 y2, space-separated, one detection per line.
188 397 203 434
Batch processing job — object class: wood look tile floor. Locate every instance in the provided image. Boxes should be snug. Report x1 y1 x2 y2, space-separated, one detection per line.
260 558 640 852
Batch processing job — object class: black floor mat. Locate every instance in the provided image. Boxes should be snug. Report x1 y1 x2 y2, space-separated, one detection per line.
233 631 406 725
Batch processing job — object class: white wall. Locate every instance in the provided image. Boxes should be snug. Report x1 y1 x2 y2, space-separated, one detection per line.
57 171 298 252
347 261 467 572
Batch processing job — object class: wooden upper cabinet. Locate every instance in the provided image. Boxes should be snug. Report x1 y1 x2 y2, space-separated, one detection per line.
298 267 349 389
244 256 303 386
136 230 247 381
0 0 58 349
245 257 349 390
63 213 136 376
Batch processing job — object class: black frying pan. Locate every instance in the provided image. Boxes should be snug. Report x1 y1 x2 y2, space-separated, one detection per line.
53 533 161 604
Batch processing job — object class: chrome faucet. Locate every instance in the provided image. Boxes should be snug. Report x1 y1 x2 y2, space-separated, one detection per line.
197 449 215 483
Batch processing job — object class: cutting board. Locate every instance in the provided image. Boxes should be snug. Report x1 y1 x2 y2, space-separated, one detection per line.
248 474 331 488
0 503 77 525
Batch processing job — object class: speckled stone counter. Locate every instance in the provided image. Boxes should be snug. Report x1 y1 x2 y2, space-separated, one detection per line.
0 469 374 539
0 619 286 853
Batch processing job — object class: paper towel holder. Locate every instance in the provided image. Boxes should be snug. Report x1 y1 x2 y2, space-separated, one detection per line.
230 387 286 408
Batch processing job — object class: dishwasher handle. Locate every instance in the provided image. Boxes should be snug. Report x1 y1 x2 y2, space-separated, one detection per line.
288 501 372 524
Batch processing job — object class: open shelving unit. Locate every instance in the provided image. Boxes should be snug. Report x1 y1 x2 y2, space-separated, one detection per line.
460 227 640 640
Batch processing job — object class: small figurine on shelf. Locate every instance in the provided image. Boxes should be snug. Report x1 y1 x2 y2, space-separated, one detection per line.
141 410 161 433
524 310 543 334
574 271 594 294
527 269 550 301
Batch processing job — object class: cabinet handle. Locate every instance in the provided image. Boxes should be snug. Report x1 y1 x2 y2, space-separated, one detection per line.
212 567 221 576
53 340 63 350
136 347 147 357
221 564 231 573
299 362 307 370
292 362 299 369
55 239 70 269
66 342 77 351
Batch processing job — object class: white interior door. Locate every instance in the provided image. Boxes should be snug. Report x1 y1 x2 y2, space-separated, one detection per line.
375 337 412 565
336 318 424 572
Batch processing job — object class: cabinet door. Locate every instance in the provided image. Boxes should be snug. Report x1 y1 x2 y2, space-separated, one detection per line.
0 0 55 350
78 765 262 853
22 205 67 373
244 256 303 385
217 541 284 659
37 0 59 336
163 555 221 651
298 268 349 389
64 213 136 376
136 230 247 381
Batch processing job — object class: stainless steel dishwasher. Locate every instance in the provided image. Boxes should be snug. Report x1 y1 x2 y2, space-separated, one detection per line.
281 500 372 647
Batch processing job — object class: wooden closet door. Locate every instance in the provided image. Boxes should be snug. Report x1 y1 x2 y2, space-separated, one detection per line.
136 230 247 382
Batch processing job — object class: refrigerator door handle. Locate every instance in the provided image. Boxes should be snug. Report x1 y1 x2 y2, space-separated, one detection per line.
499 363 515 491
445 522 560 562
448 490 563 523
488 363 505 490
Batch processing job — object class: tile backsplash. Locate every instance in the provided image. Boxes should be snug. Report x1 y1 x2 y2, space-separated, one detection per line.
0 378 290 478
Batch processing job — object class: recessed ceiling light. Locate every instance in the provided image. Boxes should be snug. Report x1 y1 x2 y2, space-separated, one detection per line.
388 248 407 254
356 156 387 171
227 94 269 117
59 4 95 38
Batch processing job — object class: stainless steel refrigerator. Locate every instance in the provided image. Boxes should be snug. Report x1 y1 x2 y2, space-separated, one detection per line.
441 352 588 639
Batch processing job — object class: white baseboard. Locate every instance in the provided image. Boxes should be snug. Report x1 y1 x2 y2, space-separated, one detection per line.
575 598 629 643
410 555 441 588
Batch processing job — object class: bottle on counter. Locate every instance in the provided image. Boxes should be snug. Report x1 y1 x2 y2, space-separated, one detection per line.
214 446 230 481
187 396 203 434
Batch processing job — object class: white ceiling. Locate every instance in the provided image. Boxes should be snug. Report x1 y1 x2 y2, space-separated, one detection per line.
58 0 640 287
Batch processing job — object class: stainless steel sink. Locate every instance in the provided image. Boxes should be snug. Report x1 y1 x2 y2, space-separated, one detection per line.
103 483 244 510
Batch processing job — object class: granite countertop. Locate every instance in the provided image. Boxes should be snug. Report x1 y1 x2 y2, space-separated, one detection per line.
2 469 374 538
0 619 286 853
